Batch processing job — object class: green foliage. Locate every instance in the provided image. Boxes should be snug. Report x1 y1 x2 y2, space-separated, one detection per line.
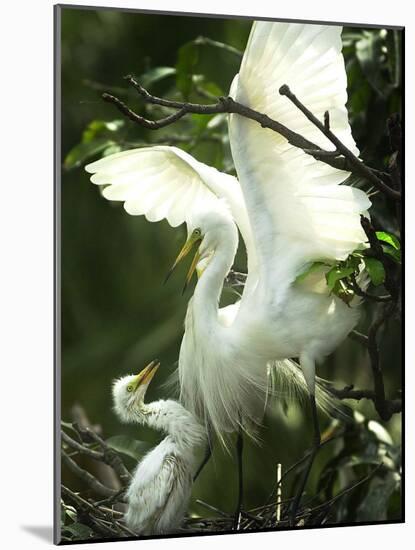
343 27 401 163
295 261 329 283
139 66 176 89
64 119 125 169
176 42 200 99
61 501 94 542
363 257 386 286
295 236 398 303
376 231 401 263
315 412 401 524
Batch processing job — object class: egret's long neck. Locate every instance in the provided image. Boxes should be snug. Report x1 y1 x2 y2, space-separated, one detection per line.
140 400 206 455
193 223 238 322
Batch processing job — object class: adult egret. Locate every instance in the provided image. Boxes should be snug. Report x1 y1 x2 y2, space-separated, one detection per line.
87 21 370 520
112 360 206 535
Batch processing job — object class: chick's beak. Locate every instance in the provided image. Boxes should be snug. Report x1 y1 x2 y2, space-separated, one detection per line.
132 360 160 392
164 233 202 289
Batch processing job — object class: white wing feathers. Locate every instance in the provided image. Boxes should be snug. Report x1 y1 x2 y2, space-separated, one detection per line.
229 22 371 286
86 145 241 228
86 145 257 285
237 23 358 154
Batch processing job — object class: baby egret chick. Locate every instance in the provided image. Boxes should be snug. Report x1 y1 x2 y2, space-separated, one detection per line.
112 361 207 535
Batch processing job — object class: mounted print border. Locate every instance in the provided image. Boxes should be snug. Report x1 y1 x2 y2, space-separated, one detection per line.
54 4 404 545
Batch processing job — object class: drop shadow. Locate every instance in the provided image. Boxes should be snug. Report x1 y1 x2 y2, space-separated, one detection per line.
21 525 54 543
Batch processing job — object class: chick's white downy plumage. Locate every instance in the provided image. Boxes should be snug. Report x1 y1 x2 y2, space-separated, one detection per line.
112 361 206 535
87 21 371 442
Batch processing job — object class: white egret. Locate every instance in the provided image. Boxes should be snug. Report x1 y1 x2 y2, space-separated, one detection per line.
87 21 371 521
112 360 206 535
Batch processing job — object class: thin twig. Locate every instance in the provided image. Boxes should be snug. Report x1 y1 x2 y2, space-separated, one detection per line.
61 485 121 537
297 462 384 519
328 384 376 401
196 499 228 518
61 429 104 461
348 330 369 347
264 432 343 506
62 450 118 498
72 423 132 484
348 274 392 303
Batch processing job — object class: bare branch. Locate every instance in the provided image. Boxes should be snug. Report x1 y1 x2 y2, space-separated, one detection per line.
62 450 118 498
279 85 400 201
72 423 132 485
101 77 399 198
61 429 104 461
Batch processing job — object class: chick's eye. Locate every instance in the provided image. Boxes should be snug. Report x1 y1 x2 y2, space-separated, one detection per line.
194 228 201 237
127 385 133 393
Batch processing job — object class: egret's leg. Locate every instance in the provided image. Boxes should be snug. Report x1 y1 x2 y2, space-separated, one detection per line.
194 425 214 481
193 442 213 481
233 426 244 530
289 354 321 526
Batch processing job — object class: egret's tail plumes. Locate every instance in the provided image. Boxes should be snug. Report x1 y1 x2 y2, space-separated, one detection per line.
268 359 351 421
179 315 272 445
179 349 350 448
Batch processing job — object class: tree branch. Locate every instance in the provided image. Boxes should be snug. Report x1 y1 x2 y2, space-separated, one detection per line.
61 429 104 461
367 303 401 420
330 301 401 419
278 85 400 200
72 423 132 485
62 450 118 498
360 216 400 300
101 76 399 199
348 273 392 303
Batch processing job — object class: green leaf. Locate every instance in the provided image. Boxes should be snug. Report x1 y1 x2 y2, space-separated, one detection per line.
382 244 401 263
64 139 115 170
62 522 94 539
139 66 176 89
106 435 151 460
295 261 329 284
176 42 199 99
364 257 386 286
65 118 125 170
82 119 124 143
193 36 243 58
325 266 355 291
376 231 400 250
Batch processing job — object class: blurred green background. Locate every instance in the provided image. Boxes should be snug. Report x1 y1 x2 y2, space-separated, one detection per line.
60 5 402 534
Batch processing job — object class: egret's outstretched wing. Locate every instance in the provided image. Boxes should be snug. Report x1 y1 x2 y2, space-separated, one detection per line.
86 145 242 227
229 22 371 291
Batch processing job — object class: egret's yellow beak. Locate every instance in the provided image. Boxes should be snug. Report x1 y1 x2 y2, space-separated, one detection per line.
164 231 202 293
131 360 160 392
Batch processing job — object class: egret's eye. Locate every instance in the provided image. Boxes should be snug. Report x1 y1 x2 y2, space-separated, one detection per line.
193 228 201 237
127 385 134 393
